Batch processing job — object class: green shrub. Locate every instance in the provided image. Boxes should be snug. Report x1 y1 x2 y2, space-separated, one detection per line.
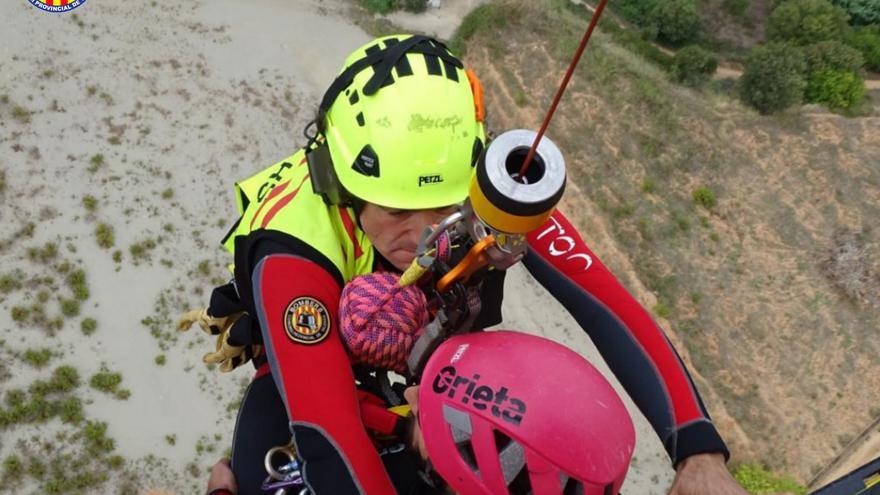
733 463 807 494
60 298 80 317
49 365 80 393
66 269 89 301
11 306 30 322
803 40 865 72
805 69 865 108
598 17 674 69
58 397 84 424
2 455 23 483
23 349 52 368
154 354 166 366
363 0 397 14
723 0 751 16
651 0 701 45
95 223 115 249
613 0 661 26
693 186 718 210
402 0 427 12
0 274 21 293
768 0 851 45
846 25 880 71
88 154 104 173
82 421 115 456
90 367 130 400
89 369 122 393
831 0 880 25
82 195 98 211
653 303 672 318
450 3 510 55
81 318 98 335
739 43 807 114
672 45 718 86
0 169 6 194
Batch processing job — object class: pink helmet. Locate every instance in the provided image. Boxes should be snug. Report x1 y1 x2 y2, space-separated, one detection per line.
418 331 635 495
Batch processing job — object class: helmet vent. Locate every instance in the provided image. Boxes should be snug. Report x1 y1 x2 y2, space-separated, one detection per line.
356 112 365 127
471 137 484 168
496 431 526 486
508 463 533 494
457 438 480 475
348 90 359 105
562 475 585 495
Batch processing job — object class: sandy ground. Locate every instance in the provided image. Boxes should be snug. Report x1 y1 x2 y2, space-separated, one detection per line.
0 0 672 493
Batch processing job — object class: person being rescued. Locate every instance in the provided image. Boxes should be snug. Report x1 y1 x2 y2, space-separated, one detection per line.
180 34 766 495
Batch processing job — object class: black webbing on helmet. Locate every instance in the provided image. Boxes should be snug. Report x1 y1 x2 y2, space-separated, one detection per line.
318 35 464 115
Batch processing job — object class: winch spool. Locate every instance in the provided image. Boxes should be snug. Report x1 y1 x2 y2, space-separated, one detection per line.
469 129 566 236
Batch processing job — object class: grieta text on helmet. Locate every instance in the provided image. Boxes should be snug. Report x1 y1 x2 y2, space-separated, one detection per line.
257 161 295 203
431 366 527 426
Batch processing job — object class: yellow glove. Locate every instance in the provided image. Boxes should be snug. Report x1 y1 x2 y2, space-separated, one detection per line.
203 334 261 373
178 308 259 373
177 308 239 336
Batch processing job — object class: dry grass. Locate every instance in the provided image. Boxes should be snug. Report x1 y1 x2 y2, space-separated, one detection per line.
823 230 880 308
462 0 880 481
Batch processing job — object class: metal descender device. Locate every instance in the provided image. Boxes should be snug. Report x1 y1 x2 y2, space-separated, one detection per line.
402 129 567 380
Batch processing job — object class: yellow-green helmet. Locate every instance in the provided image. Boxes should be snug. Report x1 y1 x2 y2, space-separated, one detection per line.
318 35 486 210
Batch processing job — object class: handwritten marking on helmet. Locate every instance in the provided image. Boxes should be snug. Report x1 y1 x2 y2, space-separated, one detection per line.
535 216 593 272
432 365 527 426
408 113 462 134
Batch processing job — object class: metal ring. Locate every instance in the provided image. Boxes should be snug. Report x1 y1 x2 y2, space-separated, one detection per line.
264 446 297 481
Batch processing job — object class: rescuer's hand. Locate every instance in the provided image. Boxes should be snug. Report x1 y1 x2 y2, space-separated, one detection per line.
404 386 429 461
177 307 241 336
206 457 237 495
178 308 260 372
668 453 794 495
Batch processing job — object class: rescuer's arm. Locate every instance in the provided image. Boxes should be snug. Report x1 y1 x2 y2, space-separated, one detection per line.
523 210 728 466
249 243 397 494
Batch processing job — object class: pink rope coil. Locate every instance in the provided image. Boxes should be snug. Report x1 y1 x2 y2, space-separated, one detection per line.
339 272 429 373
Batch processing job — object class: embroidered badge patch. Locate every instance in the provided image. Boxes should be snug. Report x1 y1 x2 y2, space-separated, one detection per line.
28 0 86 13
283 297 330 344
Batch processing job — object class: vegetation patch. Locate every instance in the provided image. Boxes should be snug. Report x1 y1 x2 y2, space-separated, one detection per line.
22 348 53 369
733 463 807 494
692 186 717 209
89 366 131 400
739 43 806 114
95 223 115 249
672 45 718 87
82 195 98 212
80 317 98 335
88 153 105 173
129 238 158 263
450 3 512 55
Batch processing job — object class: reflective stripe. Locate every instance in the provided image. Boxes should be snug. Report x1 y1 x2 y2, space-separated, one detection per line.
223 149 375 282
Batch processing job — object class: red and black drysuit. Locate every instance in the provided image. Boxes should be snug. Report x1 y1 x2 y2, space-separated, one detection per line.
218 209 728 495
